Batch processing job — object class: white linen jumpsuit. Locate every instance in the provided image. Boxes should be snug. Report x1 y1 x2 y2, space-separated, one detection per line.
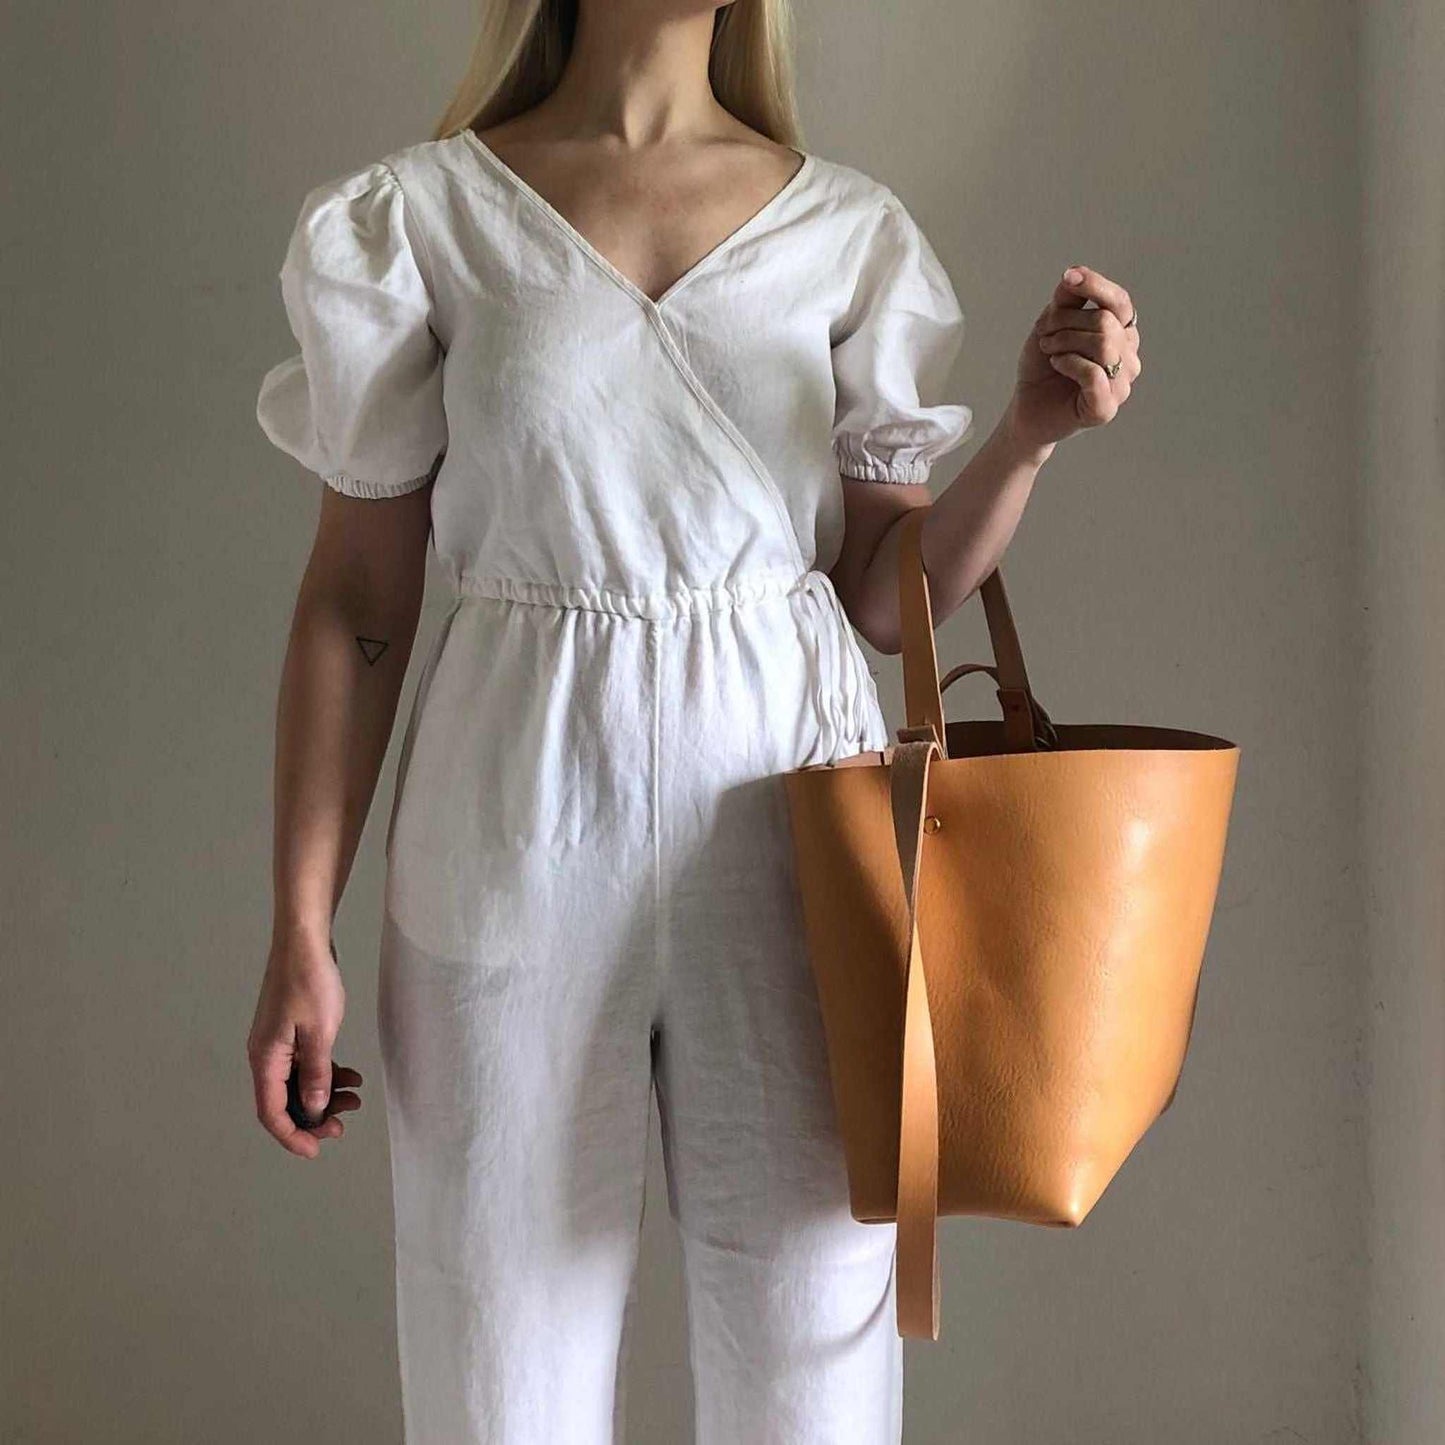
256 129 972 1445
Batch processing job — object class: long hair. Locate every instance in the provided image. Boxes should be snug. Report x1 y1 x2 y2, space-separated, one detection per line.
430 0 803 149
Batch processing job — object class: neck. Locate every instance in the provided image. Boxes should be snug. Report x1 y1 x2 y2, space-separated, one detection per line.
542 2 728 149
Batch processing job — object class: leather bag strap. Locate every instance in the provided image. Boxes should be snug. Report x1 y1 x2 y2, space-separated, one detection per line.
886 511 1056 1339
896 508 1049 753
897 510 948 755
888 732 943 1340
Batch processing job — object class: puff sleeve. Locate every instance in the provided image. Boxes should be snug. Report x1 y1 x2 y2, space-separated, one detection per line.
255 160 448 498
830 192 974 483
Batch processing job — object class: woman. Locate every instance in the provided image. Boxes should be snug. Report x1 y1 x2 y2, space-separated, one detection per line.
246 0 1140 1439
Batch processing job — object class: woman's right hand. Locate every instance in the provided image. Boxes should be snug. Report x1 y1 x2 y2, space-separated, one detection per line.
247 931 363 1159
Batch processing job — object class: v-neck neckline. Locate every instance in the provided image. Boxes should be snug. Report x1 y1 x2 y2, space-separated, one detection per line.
459 128 815 313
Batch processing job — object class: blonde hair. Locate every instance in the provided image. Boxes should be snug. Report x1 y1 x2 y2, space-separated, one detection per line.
430 0 803 150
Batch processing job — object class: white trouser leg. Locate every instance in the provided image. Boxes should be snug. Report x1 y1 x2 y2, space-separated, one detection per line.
377 908 655 1444
652 600 905 1445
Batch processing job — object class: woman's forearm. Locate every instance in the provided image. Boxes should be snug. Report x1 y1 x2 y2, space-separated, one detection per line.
270 565 423 951
916 400 1055 625
857 399 1056 653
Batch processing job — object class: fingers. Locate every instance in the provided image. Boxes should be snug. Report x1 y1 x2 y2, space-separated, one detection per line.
294 1021 337 1123
302 1061 363 1130
1027 266 1141 437
326 1089 363 1116
1036 267 1143 426
1052 265 1134 329
319 1064 364 1118
249 1035 361 1159
1037 326 1141 382
1045 350 1126 425
250 1036 324 1160
1037 308 1136 341
1039 286 1138 350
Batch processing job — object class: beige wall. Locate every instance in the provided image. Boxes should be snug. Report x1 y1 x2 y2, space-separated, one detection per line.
1360 1 1445 1439
3 1 1409 1441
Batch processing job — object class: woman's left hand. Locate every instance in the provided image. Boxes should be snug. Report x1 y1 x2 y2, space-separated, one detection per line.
1007 265 1142 453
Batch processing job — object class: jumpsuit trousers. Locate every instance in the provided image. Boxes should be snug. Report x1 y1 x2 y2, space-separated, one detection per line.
375 567 903 1445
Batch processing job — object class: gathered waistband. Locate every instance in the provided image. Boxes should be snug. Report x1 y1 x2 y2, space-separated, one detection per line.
454 566 846 623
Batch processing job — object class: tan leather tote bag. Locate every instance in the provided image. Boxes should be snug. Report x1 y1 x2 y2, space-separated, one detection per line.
782 508 1240 1340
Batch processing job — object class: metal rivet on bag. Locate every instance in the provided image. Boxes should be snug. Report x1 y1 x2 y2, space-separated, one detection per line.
923 815 942 834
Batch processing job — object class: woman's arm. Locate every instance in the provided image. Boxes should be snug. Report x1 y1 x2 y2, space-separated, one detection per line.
247 484 432 1158
831 264 1140 655
829 396 1054 655
272 486 432 934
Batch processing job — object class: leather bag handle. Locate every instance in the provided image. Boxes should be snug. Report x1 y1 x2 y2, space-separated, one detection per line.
939 663 1059 744
895 509 1055 754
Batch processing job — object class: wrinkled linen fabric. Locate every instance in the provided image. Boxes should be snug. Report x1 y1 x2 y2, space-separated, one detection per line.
256 129 973 1445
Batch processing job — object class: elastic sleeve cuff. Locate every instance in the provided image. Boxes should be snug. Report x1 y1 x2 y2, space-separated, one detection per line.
321 450 444 498
836 454 934 484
